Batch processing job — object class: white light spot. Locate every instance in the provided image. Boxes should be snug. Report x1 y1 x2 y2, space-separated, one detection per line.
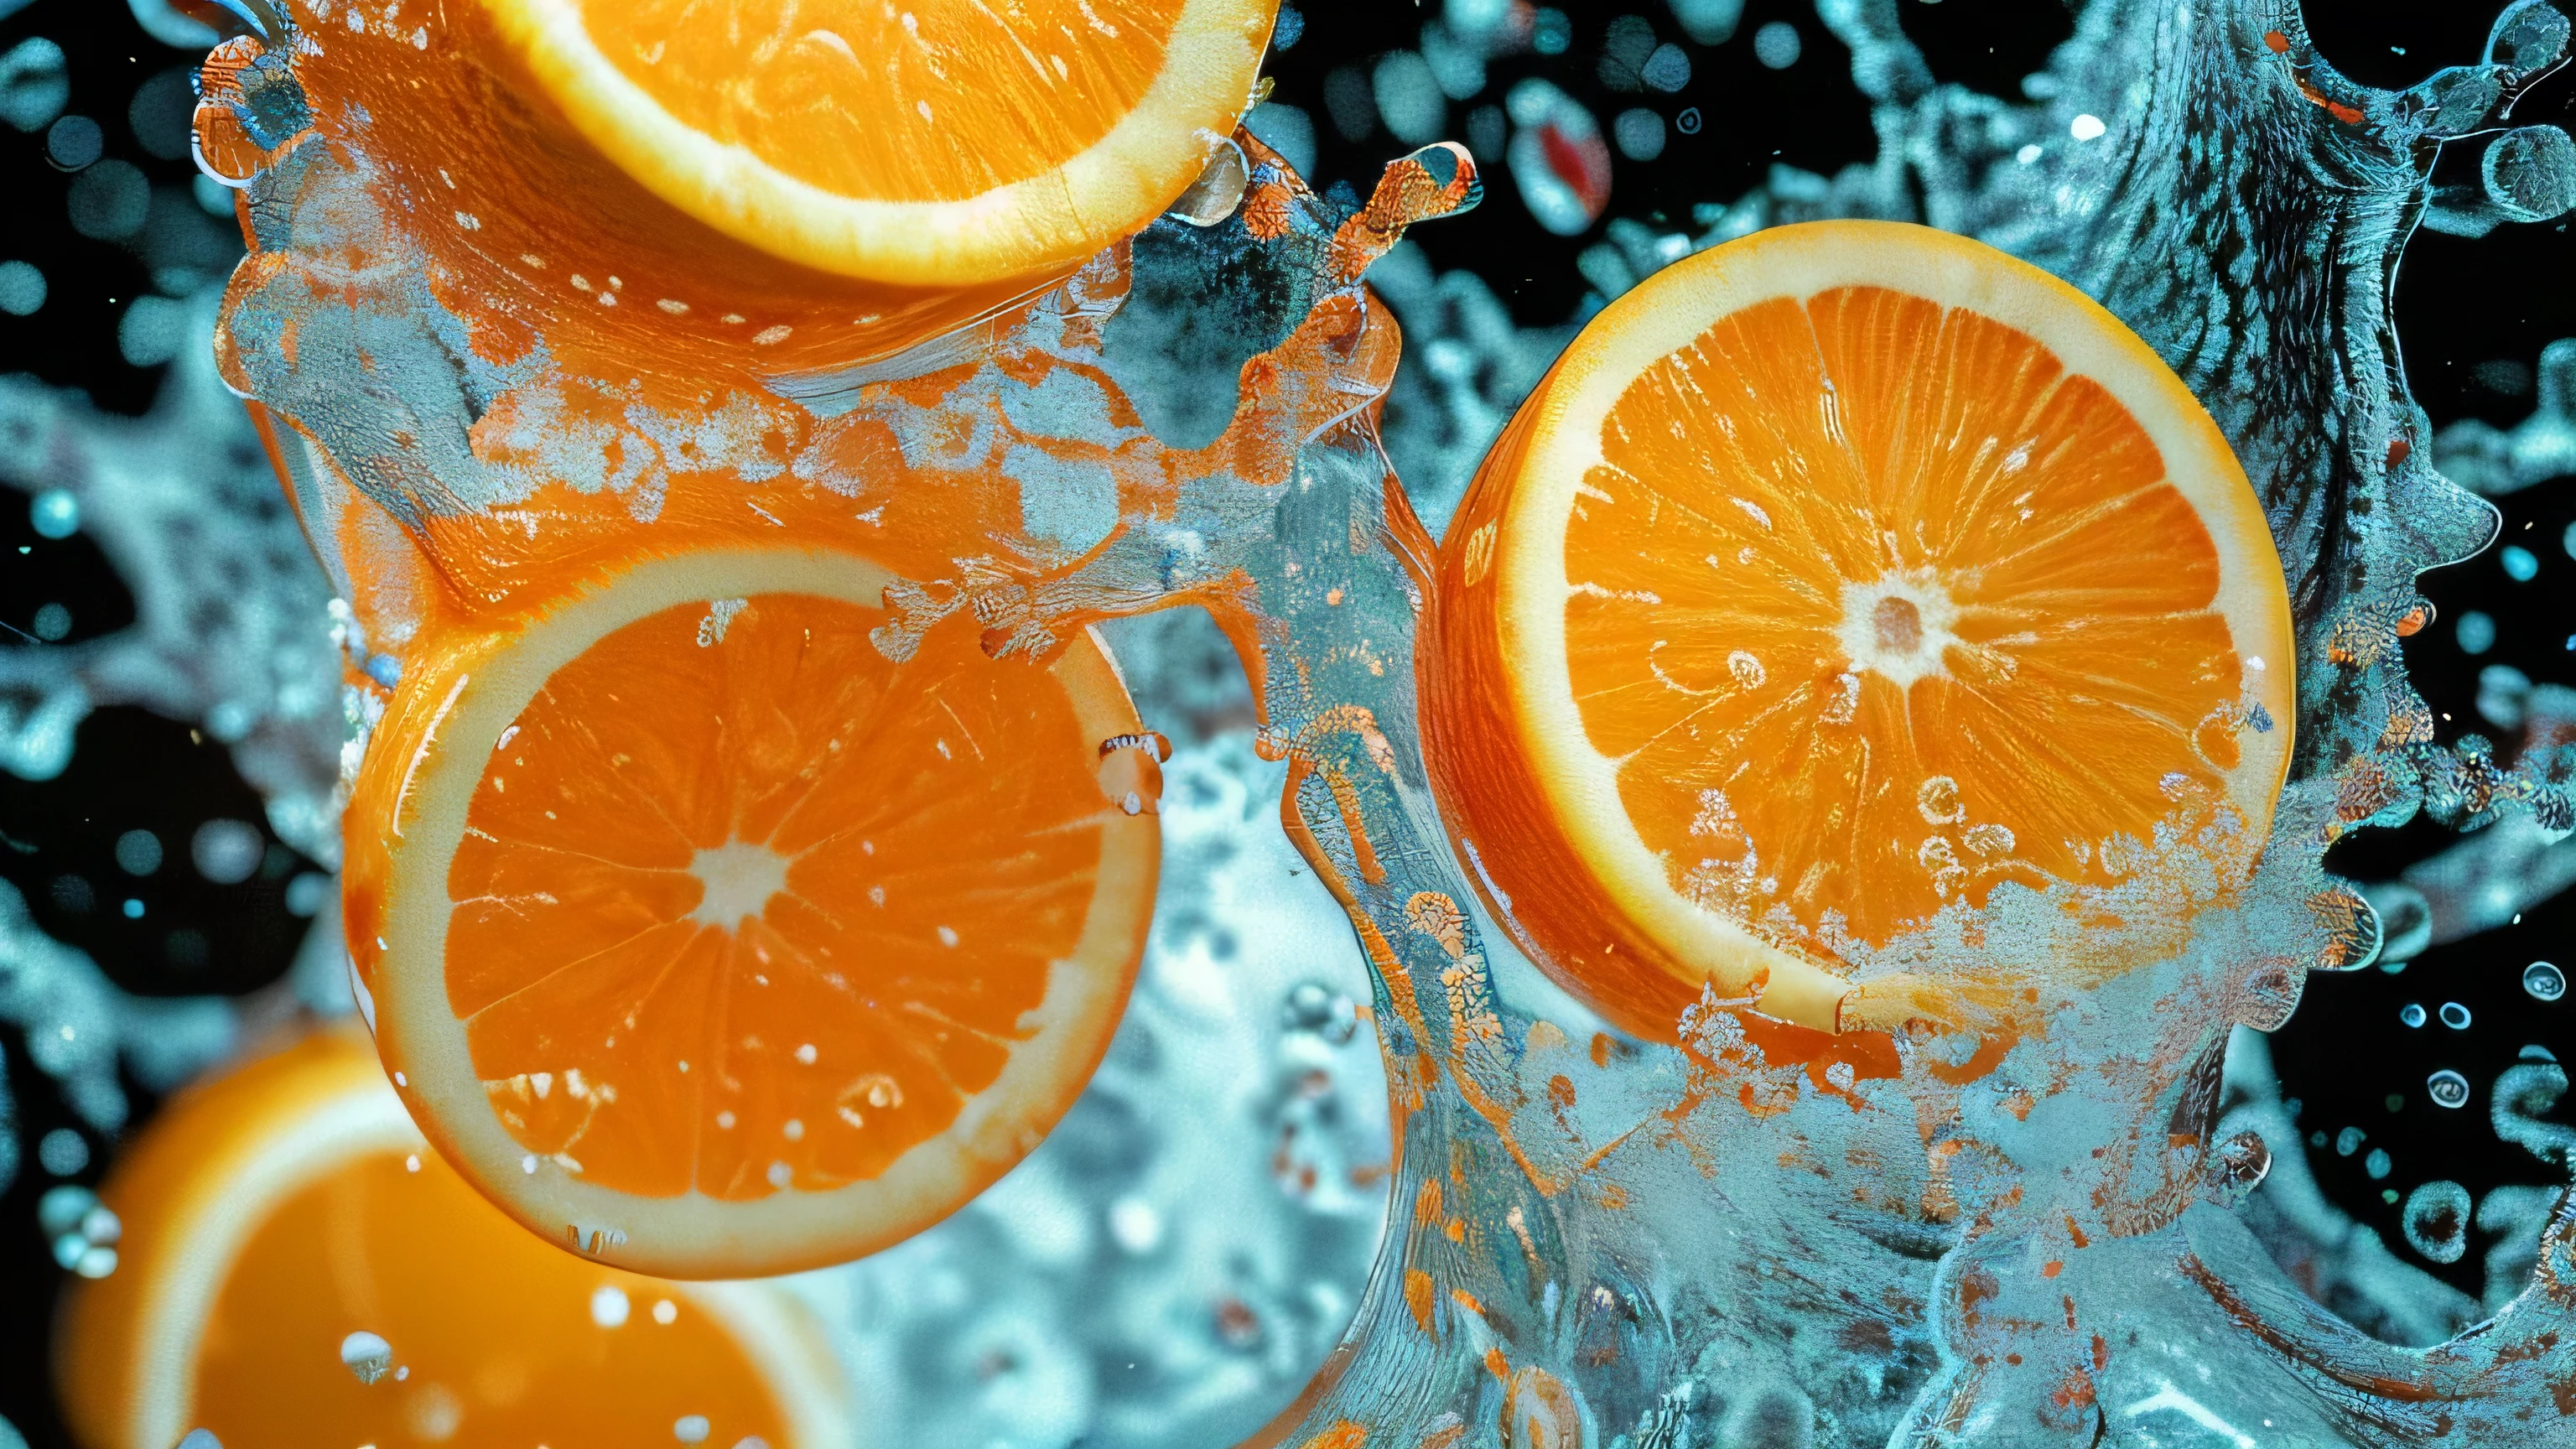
2016 143 2043 164
937 925 959 948
521 1154 538 1175
674 1416 711 1444
794 1042 817 1064
783 1119 804 1140
716 1110 736 1130
404 1154 420 1172
591 1285 631 1327
766 1161 793 1188
2070 113 2106 141
652 1298 678 1325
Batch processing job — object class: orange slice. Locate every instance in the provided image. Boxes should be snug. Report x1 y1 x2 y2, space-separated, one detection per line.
1422 221 2294 1043
341 548 1160 1276
479 0 1280 286
55 1026 852 1449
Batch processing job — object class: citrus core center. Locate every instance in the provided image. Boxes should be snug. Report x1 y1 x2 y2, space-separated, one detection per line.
689 841 792 929
1836 571 1964 688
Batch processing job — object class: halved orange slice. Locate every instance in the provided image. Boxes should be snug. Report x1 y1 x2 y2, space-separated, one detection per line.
55 1026 851 1449
342 548 1160 1277
479 0 1280 286
1422 221 2294 1042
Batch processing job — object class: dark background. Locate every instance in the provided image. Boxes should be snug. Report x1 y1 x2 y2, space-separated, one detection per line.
1 0 2569 1442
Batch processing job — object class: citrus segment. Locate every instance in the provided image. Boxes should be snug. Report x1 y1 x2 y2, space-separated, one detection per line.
349 548 1158 1276
55 1027 849 1449
480 0 1280 285
1423 221 2293 1043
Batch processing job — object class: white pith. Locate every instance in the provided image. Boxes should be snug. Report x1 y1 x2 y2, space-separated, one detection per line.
374 547 1154 1278
483 0 1275 286
1493 221 2298 1023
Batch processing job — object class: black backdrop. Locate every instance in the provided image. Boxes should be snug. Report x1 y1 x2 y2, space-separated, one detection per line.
0 0 2568 1441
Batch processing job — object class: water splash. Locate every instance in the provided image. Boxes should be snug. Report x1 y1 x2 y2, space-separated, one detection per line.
47 0 2576 1446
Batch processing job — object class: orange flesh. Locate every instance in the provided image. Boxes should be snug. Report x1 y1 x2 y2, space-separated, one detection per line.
191 1149 786 1446
1565 286 2241 951
449 594 1111 1198
590 0 1181 203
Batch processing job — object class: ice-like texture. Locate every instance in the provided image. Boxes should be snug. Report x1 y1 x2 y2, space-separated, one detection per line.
30 0 2573 1445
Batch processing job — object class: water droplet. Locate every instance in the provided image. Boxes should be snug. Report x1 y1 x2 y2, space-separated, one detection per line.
339 1330 392 1383
2526 961 2566 1000
1283 981 1359 1043
2428 1069 2473 1109
2402 1180 2474 1263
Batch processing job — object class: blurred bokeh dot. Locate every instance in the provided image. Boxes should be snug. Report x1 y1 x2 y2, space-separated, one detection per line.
286 870 333 917
193 818 266 884
32 601 70 640
115 828 164 875
2501 543 2539 580
1753 21 1803 69
1614 107 1667 161
44 112 101 169
67 158 151 240
1642 44 1692 92
119 294 187 366
127 65 195 160
2457 609 2497 654
0 258 44 315
30 486 79 538
49 874 93 915
1533 7 1571 55
39 1127 91 1176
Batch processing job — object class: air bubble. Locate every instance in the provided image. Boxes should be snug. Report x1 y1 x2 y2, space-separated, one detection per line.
2438 1001 2471 1029
2401 1180 2473 1263
2399 1003 2427 1028
1283 981 1360 1044
2526 961 2566 1000
339 1330 392 1384
2427 1069 2472 1109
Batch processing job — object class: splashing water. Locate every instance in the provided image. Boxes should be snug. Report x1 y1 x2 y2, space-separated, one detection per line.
3 0 2572 1444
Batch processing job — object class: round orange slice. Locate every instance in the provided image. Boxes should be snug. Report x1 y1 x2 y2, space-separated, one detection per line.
1422 221 2294 1043
55 1026 851 1449
478 0 1280 286
341 548 1160 1277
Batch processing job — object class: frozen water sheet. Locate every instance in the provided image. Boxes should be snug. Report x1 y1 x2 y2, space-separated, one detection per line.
183 1 2576 1446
